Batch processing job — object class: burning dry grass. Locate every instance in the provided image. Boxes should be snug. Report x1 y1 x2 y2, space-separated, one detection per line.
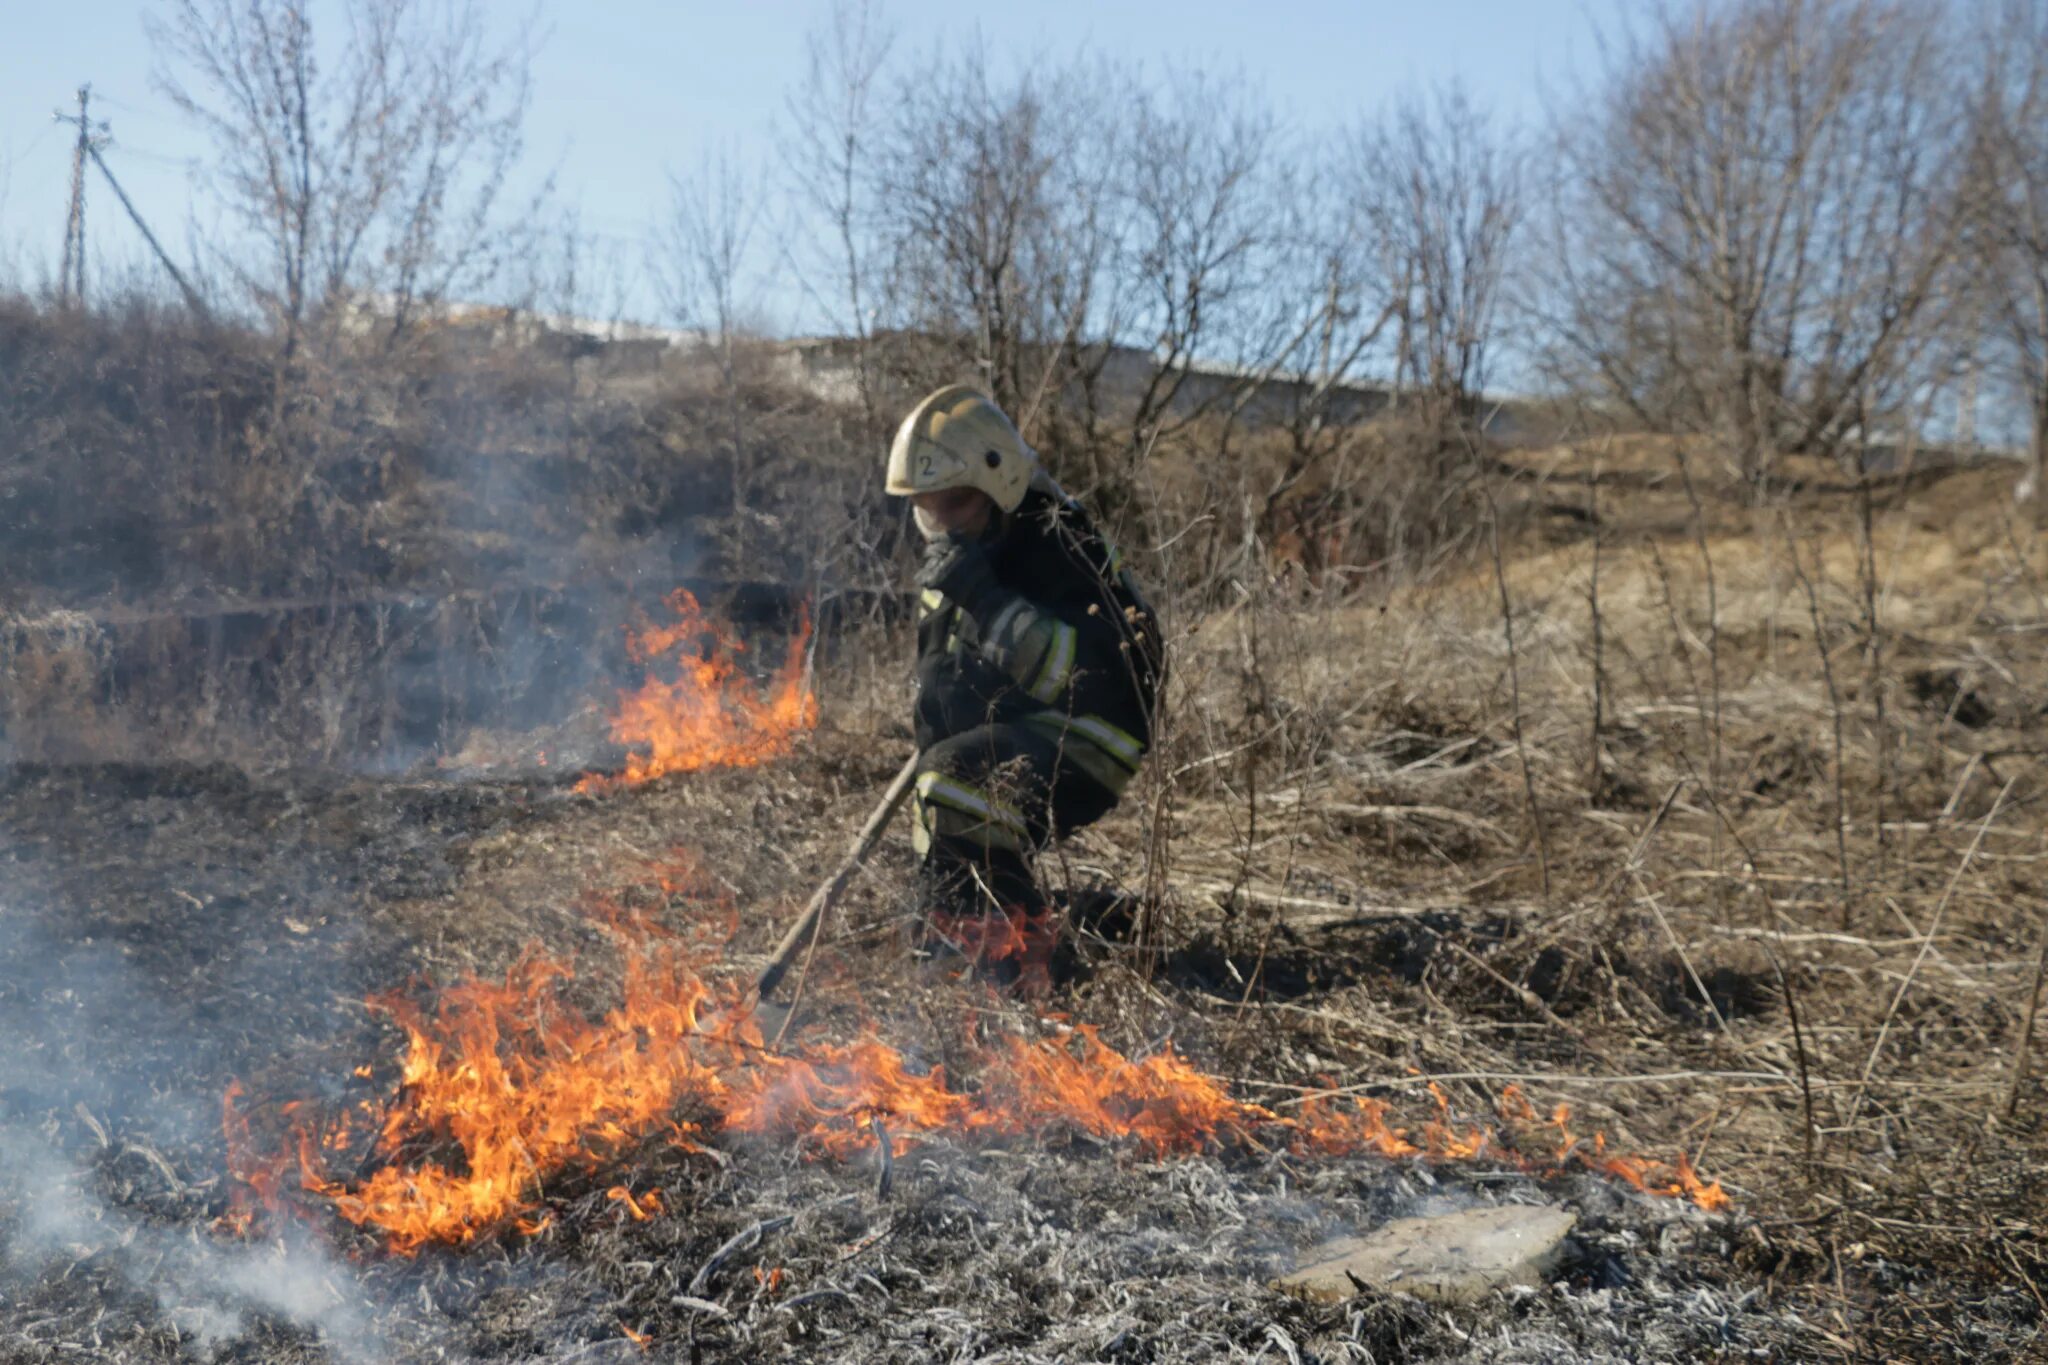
574 589 819 793
221 852 1723 1265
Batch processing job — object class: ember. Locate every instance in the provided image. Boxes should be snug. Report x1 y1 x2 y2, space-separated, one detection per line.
226 865 1726 1256
576 590 817 792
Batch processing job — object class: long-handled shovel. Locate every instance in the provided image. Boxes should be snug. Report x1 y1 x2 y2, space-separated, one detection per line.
750 750 921 1043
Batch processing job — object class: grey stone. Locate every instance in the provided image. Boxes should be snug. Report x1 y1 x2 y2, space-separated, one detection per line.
1276 1204 1578 1305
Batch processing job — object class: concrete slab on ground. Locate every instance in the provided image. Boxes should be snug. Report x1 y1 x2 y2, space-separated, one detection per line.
1276 1204 1578 1305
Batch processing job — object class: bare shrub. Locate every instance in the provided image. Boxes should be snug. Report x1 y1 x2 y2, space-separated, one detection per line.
0 612 122 764
654 150 767 573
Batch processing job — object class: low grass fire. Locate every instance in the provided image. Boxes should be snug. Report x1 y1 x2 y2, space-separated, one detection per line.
575 590 817 793
221 855 1725 1260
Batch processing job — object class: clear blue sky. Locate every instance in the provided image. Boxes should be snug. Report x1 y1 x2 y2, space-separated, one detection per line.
0 1 1608 331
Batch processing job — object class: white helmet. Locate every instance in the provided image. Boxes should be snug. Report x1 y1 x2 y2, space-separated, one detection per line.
885 385 1036 515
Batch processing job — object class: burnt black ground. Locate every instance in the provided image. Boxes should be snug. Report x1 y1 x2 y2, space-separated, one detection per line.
0 761 1966 1361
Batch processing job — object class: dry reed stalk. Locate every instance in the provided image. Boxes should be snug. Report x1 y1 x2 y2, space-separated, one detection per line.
1844 776 2016 1141
1674 768 1828 1182
2002 913 2048 1122
1669 445 1725 876
1479 462 1552 898
1588 444 1607 797
1440 938 1591 1047
1853 423 1890 875
1783 519 1853 920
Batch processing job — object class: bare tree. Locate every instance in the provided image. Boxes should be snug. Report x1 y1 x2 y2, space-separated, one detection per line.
1538 0 1966 481
1223 157 1398 582
871 43 1124 434
1117 74 1284 448
1965 0 2048 505
1023 67 1308 538
656 152 761 357
1356 84 1523 434
781 0 897 430
791 38 1515 576
655 150 764 569
151 0 536 358
1203 84 1518 588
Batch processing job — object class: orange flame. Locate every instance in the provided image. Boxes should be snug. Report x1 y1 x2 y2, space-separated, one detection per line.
224 860 1729 1253
606 1186 662 1221
576 591 817 792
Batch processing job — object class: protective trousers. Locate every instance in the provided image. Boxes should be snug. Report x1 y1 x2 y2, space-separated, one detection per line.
911 720 1119 989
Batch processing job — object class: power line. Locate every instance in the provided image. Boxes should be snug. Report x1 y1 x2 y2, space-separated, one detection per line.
103 144 196 170
8 122 63 165
83 90 161 117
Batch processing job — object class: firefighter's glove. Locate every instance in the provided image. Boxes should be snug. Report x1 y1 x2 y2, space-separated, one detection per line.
917 536 1009 623
919 536 1066 694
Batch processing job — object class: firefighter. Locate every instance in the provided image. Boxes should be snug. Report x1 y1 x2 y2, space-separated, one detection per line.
885 385 1163 994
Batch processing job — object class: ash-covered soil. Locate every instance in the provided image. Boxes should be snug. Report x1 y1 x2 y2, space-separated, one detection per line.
0 753 2011 1361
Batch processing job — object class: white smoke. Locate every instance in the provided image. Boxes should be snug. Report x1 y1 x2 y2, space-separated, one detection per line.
0 883 394 1362
0 1113 388 1361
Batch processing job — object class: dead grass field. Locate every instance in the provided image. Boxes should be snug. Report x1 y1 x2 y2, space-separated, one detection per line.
1079 440 2048 1355
396 436 2048 1357
4 355 2047 1357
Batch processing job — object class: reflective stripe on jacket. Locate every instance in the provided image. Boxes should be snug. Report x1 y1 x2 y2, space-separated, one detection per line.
913 485 1164 794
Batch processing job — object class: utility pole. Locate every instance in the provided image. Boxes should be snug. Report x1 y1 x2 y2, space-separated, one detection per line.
54 84 109 307
52 85 210 322
86 143 210 322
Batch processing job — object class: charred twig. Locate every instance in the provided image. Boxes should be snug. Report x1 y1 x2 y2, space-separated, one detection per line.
72 1103 109 1149
1183 879 1450 920
553 1341 641 1364
668 1295 732 1320
2002 910 2048 1122
1587 442 1607 797
834 1218 896 1263
1853 419 1889 874
1628 867 1733 1040
1594 778 1685 902
121 1141 185 1194
1765 949 1820 1180
1670 445 1725 881
1319 803 1511 844
1667 760 1829 1178
1440 939 1591 1049
1264 1323 1303 1364
1644 536 1713 811
871 1118 893 1200
850 1271 892 1309
688 1215 794 1297
1260 1068 1790 1104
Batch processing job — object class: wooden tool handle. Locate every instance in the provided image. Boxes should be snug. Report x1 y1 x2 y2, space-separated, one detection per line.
757 750 921 998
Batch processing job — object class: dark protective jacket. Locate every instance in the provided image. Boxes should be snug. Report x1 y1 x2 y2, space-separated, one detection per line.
913 482 1163 798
